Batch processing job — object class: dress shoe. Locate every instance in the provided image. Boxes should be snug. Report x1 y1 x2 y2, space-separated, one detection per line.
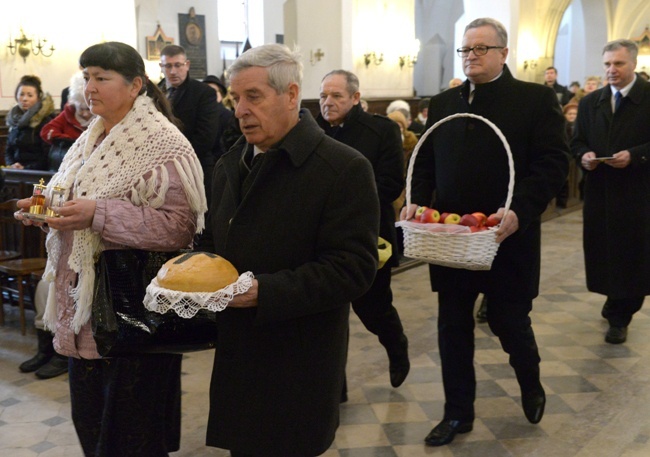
424 419 473 446
521 387 546 424
605 326 627 344
476 296 488 323
387 334 410 388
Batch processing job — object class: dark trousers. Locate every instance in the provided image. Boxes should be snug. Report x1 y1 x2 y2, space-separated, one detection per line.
602 296 645 327
351 265 405 350
437 287 541 421
69 354 182 457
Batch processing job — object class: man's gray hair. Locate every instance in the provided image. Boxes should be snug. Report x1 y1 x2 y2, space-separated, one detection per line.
227 44 303 103
603 39 638 60
465 18 508 47
322 70 360 96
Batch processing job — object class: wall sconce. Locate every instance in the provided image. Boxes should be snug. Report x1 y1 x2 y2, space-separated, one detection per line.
523 60 538 71
310 48 325 66
398 39 420 70
7 28 55 62
398 55 417 69
364 52 383 68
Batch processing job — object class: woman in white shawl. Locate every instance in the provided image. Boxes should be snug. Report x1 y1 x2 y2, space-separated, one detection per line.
16 42 206 456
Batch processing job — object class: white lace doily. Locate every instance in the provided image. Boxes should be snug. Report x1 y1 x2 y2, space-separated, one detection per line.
143 272 254 318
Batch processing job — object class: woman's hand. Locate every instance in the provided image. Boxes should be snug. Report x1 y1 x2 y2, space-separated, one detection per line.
46 199 96 231
10 163 25 170
14 198 47 228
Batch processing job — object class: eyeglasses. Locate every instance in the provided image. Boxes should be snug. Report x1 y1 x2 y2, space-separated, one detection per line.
160 62 188 70
456 46 504 57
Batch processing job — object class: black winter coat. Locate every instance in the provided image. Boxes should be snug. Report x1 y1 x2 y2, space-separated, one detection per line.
6 115 54 170
201 110 379 456
317 103 404 267
412 65 569 299
571 76 650 298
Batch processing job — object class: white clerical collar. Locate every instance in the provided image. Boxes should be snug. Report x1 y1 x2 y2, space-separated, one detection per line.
469 70 504 94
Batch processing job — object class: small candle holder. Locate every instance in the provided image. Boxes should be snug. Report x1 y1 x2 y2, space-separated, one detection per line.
22 179 66 221
45 185 66 217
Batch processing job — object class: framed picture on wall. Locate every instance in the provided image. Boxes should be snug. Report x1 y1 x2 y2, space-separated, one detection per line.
146 24 174 61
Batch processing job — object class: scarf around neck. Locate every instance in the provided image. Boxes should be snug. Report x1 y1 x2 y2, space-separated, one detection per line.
6 93 55 130
43 95 207 333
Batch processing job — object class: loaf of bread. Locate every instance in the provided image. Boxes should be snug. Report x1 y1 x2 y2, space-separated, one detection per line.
157 252 239 292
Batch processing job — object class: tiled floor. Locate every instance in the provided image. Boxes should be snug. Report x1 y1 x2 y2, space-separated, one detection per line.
2 208 650 456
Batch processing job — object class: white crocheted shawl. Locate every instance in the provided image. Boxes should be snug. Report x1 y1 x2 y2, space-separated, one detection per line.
43 95 207 333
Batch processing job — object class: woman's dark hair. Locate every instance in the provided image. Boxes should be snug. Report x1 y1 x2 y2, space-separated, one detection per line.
79 42 179 126
15 75 43 101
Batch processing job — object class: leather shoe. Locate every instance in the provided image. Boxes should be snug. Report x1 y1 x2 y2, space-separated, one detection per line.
605 326 627 344
424 419 473 446
521 388 546 424
387 335 410 388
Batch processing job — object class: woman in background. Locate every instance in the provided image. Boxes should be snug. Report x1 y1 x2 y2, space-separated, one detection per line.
5 75 55 170
40 72 95 171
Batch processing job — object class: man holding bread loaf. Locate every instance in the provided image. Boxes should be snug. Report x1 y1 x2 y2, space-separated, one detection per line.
200 44 380 457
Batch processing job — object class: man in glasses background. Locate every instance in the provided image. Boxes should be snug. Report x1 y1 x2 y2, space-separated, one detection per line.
401 17 568 446
159 45 220 202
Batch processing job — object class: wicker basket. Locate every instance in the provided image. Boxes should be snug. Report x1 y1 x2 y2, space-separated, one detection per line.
398 113 515 270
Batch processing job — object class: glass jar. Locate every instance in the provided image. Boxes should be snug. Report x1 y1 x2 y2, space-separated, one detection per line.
29 179 47 215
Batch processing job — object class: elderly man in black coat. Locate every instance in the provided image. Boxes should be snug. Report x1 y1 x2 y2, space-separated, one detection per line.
200 44 379 457
572 39 650 345
402 18 569 446
316 70 409 390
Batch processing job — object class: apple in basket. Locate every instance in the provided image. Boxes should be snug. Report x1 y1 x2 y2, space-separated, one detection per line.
485 213 500 227
420 208 441 223
441 213 461 224
415 206 428 219
471 212 487 227
459 214 479 227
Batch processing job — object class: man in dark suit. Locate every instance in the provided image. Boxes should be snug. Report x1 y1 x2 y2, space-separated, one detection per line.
572 39 650 345
159 45 219 197
402 17 568 446
316 70 409 390
544 66 572 105
200 44 379 457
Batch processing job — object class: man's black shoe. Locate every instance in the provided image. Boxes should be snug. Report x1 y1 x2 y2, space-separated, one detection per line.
522 388 546 424
605 326 627 344
388 334 410 388
424 419 473 446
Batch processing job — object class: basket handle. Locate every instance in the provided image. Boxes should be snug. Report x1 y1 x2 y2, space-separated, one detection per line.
405 113 515 221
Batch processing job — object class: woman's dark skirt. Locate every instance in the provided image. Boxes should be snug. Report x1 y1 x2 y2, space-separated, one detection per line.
68 353 182 457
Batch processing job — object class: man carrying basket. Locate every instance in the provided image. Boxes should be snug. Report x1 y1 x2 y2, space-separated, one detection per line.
401 17 569 446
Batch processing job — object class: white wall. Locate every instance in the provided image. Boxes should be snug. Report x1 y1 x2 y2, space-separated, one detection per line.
136 0 221 82
1 0 137 111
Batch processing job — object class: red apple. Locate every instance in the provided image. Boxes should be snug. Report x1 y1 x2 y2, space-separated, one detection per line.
420 208 441 223
439 212 450 223
471 212 487 227
443 213 461 224
485 213 500 227
459 214 479 227
415 206 428 220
